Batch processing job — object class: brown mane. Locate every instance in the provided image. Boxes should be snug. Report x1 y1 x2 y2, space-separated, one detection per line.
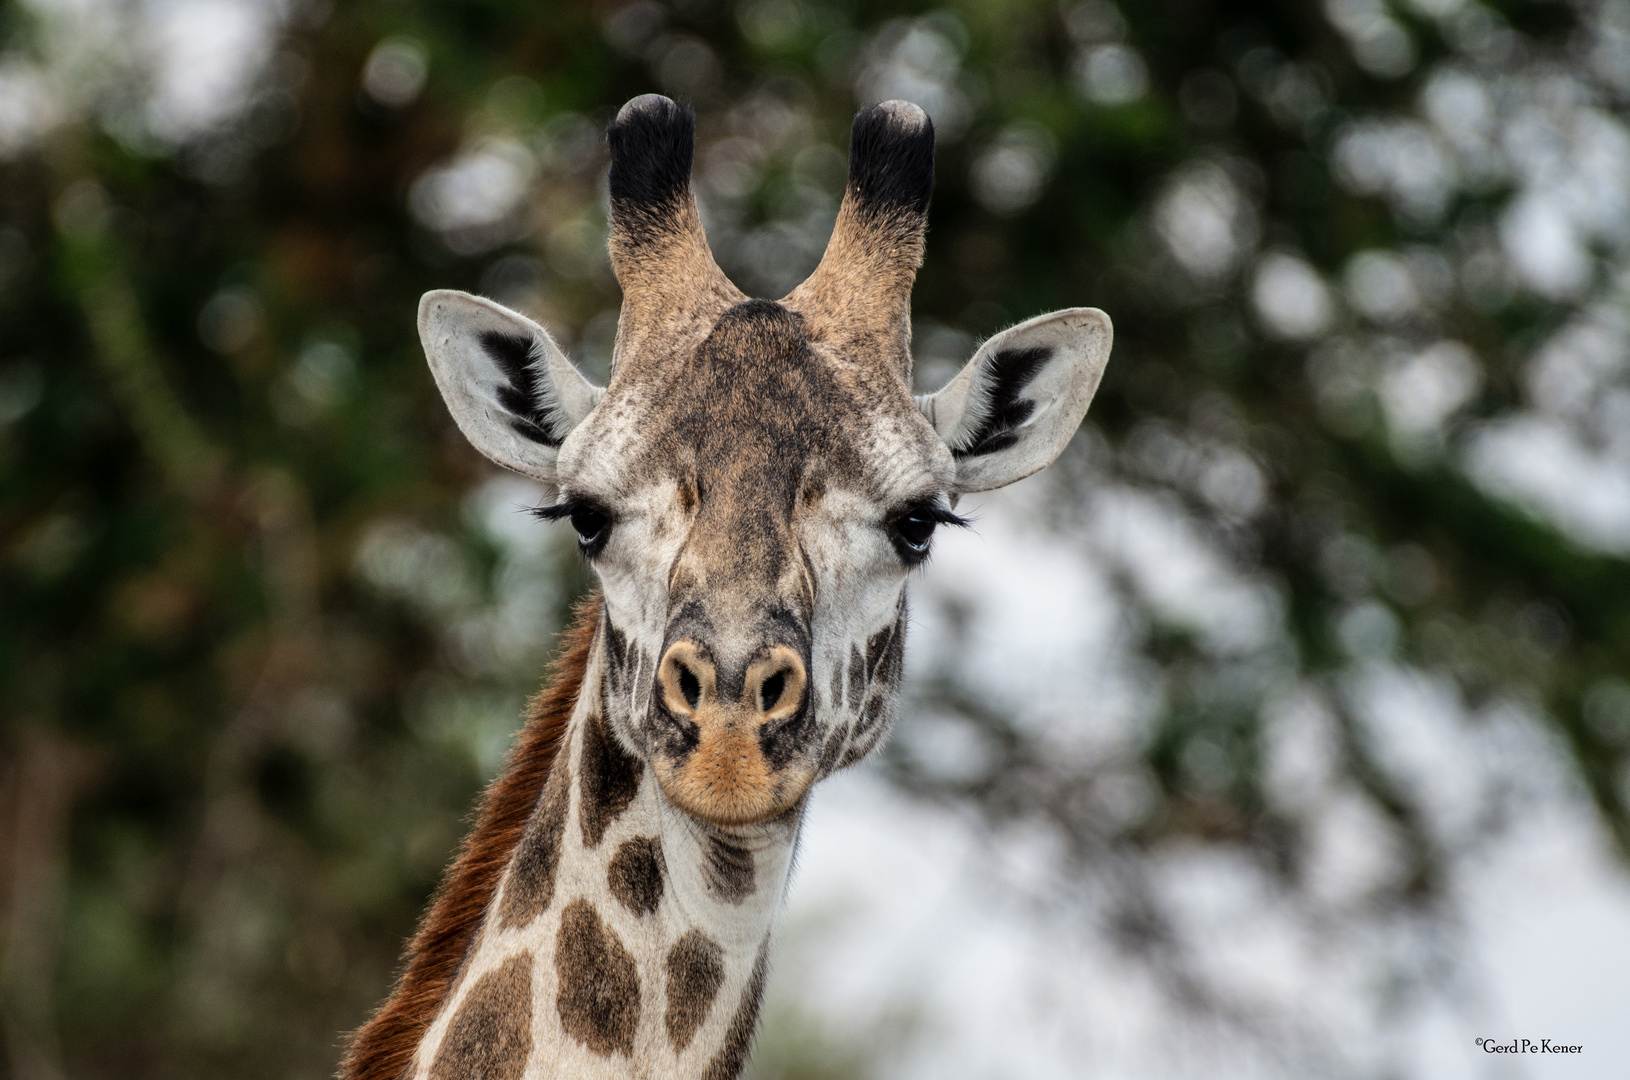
341 592 602 1080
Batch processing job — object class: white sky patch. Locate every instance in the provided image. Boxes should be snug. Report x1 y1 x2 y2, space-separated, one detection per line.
409 137 539 254
1074 43 1149 106
1251 252 1335 340
21 0 132 83
1325 0 1417 79
969 123 1057 214
1344 248 1422 321
1501 192 1593 299
1503 96 1630 245
0 55 63 156
1422 67 1491 147
141 0 280 142
1087 485 1280 655
914 483 1138 754
1378 339 1481 448
1331 117 1454 223
1464 416 1630 554
1420 67 1503 190
7 0 286 154
459 473 571 671
1566 109 1630 244
1524 309 1629 419
361 36 428 108
776 771 1092 1080
354 518 478 618
1347 665 1551 843
1199 446 1267 519
465 472 549 553
1493 91 1630 300
1154 161 1259 284
1261 688 1342 807
1301 787 1405 909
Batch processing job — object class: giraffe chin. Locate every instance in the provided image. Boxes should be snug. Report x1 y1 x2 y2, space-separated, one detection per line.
651 718 816 826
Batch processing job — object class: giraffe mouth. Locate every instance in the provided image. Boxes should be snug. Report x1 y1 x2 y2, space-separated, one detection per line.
650 706 817 825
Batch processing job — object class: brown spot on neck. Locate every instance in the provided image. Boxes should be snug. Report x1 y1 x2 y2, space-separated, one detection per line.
497 752 572 929
427 953 534 1080
580 707 641 848
607 836 666 917
555 899 641 1057
664 930 725 1052
340 595 601 1080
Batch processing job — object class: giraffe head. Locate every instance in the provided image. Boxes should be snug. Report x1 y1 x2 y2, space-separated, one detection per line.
419 95 1111 827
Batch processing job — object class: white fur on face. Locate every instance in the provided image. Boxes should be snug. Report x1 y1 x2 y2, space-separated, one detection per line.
552 397 949 783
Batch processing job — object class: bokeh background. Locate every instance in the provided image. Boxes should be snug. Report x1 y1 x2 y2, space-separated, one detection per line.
4 0 1630 1077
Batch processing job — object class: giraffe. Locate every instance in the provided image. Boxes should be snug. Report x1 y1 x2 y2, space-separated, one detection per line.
342 95 1112 1080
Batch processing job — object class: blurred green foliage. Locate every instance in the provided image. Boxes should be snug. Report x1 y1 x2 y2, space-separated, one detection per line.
2 0 1628 1077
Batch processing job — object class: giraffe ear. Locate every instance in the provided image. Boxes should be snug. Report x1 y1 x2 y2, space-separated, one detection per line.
418 290 604 490
916 308 1113 493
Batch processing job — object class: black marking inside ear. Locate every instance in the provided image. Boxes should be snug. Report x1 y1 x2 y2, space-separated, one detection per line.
479 330 563 448
847 102 935 218
953 346 1052 459
608 95 695 221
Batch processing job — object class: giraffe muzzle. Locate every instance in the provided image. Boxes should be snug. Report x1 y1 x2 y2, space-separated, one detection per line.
650 639 815 824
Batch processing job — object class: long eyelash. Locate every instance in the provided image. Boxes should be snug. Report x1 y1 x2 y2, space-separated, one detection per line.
915 500 973 528
529 499 576 521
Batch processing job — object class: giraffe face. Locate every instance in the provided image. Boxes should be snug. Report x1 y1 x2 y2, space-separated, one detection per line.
548 297 956 824
418 95 1113 826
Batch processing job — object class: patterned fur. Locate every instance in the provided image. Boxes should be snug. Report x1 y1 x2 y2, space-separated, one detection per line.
346 93 1112 1080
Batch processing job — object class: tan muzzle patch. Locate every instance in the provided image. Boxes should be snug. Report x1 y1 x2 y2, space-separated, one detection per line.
653 641 814 824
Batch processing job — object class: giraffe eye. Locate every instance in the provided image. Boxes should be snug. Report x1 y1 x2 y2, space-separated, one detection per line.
532 498 614 557
887 499 969 566
568 504 610 553
893 511 937 551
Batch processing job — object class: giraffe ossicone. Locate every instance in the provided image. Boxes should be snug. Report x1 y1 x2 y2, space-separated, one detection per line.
344 94 1113 1080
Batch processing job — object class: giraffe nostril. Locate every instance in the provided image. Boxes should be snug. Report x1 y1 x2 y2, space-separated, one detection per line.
759 671 786 713
678 664 701 709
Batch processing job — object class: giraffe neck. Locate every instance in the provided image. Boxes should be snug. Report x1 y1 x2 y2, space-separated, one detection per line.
409 624 802 1080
